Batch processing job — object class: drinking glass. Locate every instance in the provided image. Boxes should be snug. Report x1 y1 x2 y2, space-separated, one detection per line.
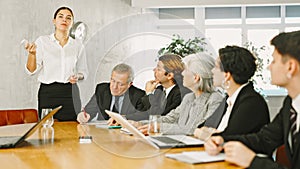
148 115 162 136
41 108 54 128
40 126 54 144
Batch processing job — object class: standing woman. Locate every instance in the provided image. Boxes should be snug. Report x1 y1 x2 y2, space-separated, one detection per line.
25 7 88 121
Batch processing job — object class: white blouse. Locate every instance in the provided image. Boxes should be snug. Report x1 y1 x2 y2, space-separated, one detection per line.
25 33 88 84
217 83 248 132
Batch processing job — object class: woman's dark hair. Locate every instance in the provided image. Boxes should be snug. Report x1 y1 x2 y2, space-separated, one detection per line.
218 45 257 84
271 30 300 63
53 6 74 19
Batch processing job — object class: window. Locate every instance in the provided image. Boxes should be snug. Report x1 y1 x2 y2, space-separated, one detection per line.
201 5 300 94
156 5 300 95
246 6 281 24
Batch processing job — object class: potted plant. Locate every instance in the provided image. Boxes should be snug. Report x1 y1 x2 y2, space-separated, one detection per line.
244 41 270 98
158 34 207 57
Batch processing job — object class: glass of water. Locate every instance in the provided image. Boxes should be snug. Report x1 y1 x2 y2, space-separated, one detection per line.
41 108 54 128
40 126 54 144
148 115 162 136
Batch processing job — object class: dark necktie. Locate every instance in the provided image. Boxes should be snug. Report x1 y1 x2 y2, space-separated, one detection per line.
113 96 120 113
290 107 297 150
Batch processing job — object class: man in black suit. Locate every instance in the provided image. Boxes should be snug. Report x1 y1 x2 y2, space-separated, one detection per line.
136 54 190 120
204 31 300 169
77 63 145 122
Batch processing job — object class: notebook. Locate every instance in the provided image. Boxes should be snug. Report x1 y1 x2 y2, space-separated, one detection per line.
105 110 204 149
165 151 225 164
0 106 62 148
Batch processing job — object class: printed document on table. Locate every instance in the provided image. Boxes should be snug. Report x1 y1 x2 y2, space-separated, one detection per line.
165 151 225 164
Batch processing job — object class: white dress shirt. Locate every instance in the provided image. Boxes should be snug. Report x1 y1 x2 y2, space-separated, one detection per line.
164 84 176 98
217 83 248 132
25 33 88 84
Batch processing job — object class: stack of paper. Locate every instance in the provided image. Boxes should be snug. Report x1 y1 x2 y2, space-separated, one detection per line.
165 151 225 164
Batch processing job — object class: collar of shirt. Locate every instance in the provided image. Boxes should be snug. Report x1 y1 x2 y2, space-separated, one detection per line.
110 95 125 113
226 82 248 109
164 84 176 98
50 33 74 46
292 94 300 132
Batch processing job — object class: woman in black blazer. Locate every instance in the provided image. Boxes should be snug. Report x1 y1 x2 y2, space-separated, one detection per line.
194 45 270 140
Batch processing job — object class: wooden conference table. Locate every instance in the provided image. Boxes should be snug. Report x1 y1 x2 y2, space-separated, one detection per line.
0 122 242 169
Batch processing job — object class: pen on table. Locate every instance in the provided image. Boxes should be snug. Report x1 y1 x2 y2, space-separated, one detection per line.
211 139 225 147
83 107 87 118
219 142 225 147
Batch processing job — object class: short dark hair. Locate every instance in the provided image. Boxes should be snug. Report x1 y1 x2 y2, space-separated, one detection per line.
53 6 74 19
218 45 256 84
271 30 300 63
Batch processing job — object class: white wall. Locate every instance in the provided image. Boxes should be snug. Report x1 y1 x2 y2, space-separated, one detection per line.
0 0 210 109
0 0 284 122
0 0 157 109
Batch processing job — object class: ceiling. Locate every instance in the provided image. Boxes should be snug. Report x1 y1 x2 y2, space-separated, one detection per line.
131 0 300 8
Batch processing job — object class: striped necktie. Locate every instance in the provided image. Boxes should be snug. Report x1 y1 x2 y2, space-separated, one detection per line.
290 107 297 150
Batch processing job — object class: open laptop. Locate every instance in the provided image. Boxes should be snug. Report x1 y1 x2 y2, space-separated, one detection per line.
105 110 204 149
0 106 62 148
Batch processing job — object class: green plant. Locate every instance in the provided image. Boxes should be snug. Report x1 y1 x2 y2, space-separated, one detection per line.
243 41 270 97
158 34 207 57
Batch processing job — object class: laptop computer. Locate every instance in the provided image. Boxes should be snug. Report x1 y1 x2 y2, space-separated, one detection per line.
105 110 204 149
0 106 62 148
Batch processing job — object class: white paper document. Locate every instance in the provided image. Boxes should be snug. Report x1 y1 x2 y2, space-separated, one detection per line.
165 151 225 164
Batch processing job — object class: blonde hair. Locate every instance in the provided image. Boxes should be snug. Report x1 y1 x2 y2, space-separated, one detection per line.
159 54 184 84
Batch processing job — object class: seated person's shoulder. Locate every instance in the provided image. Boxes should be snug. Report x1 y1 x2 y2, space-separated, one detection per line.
95 82 110 92
129 85 146 95
96 82 109 88
210 91 224 102
180 92 196 103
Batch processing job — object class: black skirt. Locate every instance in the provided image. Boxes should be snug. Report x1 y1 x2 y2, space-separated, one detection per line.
38 82 81 121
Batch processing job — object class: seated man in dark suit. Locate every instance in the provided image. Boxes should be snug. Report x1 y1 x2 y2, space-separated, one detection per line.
135 54 191 120
77 63 145 122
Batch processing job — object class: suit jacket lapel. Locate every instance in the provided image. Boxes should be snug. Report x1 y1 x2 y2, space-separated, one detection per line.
292 132 300 160
228 83 252 120
165 85 178 106
283 98 294 161
204 96 227 128
103 89 112 110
